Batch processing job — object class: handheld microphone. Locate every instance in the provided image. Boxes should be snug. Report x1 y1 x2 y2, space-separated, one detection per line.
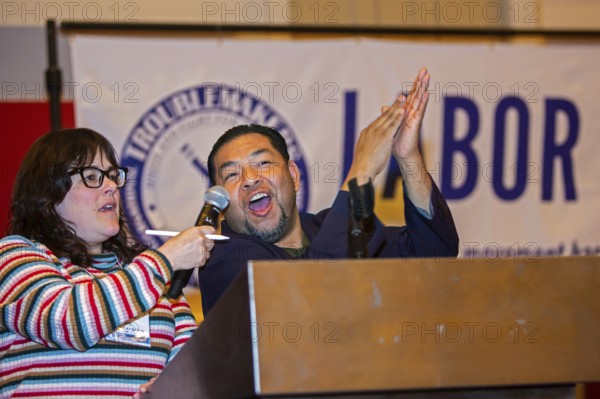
166 186 230 299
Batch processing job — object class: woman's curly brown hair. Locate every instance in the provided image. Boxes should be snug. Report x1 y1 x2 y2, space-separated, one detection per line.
8 128 146 267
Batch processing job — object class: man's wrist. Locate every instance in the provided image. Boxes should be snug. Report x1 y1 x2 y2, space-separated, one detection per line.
342 167 373 190
396 154 427 181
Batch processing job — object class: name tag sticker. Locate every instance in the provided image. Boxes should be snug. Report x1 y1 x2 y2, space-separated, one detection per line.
105 314 151 348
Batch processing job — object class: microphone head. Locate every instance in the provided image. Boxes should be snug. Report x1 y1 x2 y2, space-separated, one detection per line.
204 185 230 210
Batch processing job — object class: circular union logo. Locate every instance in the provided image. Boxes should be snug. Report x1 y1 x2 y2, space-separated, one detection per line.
121 83 310 247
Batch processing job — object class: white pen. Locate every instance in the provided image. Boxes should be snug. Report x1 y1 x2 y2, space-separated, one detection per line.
145 229 230 240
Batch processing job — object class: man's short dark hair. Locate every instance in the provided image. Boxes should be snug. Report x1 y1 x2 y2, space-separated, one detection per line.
207 124 290 184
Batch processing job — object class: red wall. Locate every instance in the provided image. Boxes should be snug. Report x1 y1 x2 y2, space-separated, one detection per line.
0 102 75 235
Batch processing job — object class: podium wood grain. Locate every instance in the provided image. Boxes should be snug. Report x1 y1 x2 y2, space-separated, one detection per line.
144 256 600 398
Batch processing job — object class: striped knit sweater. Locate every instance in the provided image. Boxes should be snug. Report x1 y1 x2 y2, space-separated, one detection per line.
0 235 197 399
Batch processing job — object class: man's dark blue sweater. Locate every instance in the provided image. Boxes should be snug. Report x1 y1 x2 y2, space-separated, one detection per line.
198 183 459 314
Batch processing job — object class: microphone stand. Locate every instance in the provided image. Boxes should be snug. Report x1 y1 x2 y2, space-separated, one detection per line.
348 178 375 259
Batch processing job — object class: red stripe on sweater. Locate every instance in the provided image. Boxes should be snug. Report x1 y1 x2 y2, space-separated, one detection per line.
61 310 74 349
107 274 134 319
136 259 160 299
35 287 66 347
88 282 104 340
154 303 171 311
152 333 173 342
1 264 60 301
13 390 138 397
1 360 163 377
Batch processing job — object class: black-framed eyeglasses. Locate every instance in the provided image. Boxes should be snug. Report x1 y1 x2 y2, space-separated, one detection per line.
68 167 128 188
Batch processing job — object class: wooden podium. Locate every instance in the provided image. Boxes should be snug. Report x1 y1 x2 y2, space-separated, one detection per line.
143 256 600 398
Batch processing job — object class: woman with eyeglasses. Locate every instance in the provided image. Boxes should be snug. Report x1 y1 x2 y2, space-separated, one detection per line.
0 128 214 398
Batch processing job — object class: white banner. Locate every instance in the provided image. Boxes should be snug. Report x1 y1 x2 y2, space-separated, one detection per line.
71 36 600 258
